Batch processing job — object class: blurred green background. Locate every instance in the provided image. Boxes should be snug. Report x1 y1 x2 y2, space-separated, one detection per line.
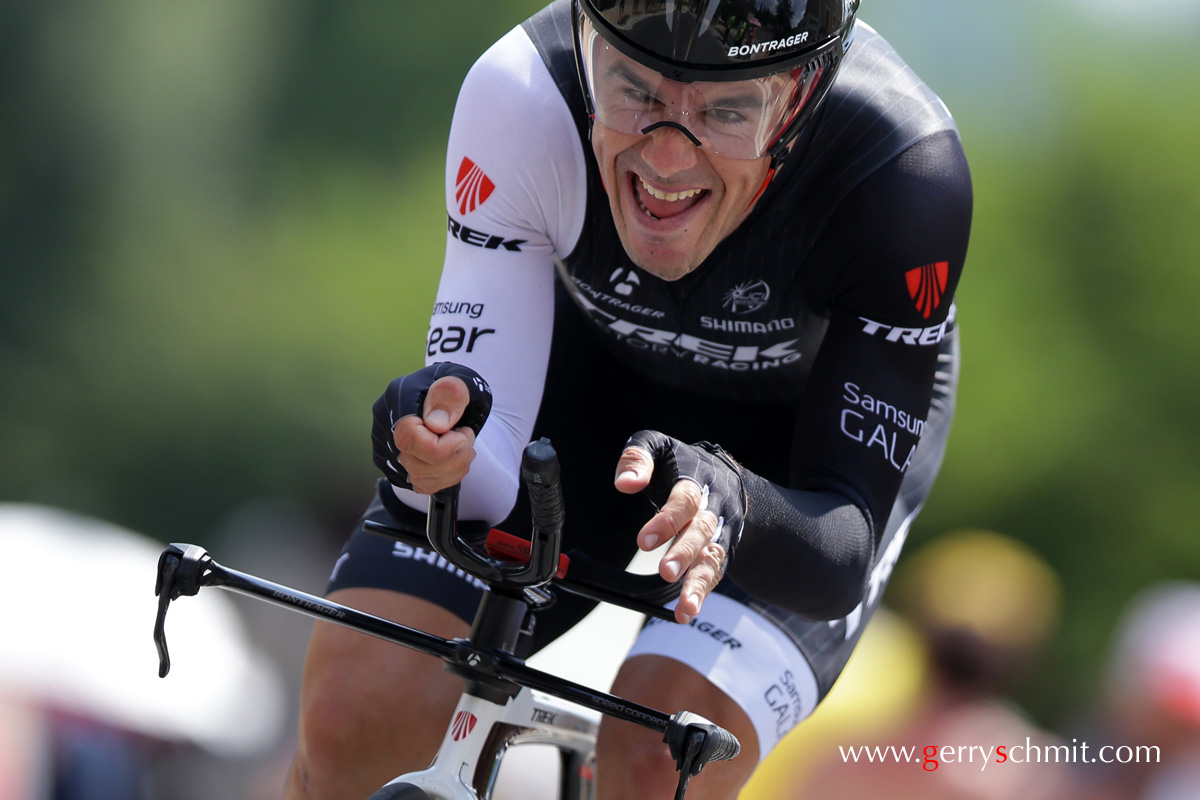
2 0 1198 735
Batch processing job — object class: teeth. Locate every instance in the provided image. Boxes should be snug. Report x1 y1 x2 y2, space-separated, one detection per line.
640 178 701 202
634 191 659 219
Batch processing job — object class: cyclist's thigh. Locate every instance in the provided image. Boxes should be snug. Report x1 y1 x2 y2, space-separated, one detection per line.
300 586 469 730
292 500 484 796
292 589 467 798
621 590 818 766
311 491 484 725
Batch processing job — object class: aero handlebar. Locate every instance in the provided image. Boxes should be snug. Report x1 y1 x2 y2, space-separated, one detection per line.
153 435 740 796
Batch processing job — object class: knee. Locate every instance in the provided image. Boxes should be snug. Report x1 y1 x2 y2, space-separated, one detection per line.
296 665 381 770
596 721 684 797
296 647 455 771
594 656 759 800
596 715 756 800
288 602 467 799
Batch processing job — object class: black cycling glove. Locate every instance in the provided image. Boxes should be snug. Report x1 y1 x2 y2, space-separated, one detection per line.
625 430 746 569
371 362 492 490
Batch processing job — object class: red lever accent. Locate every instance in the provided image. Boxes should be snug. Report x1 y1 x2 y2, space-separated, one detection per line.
485 528 570 579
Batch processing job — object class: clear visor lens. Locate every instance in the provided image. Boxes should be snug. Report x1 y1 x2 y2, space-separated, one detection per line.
578 16 823 160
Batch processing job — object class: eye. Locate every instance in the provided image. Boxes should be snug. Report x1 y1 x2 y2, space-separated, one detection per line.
705 106 748 127
621 87 659 107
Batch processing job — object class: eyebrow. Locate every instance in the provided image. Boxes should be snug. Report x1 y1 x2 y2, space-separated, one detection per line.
607 62 656 95
603 56 770 114
607 61 766 111
703 93 763 110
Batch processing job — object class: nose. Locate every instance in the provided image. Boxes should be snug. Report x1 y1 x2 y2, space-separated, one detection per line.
640 123 700 177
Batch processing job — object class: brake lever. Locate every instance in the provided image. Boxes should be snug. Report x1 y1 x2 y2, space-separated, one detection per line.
153 543 214 678
664 711 742 800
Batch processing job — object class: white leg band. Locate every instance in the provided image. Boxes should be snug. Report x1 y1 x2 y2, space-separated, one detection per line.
626 593 820 761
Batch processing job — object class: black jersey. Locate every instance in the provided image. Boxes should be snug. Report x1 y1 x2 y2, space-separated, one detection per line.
347 0 970 717
525 0 968 406
399 0 971 548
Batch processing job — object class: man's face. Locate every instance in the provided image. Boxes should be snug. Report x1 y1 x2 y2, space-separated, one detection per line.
593 124 772 281
589 50 776 281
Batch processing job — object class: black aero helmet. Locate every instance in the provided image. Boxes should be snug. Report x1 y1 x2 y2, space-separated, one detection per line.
574 0 860 166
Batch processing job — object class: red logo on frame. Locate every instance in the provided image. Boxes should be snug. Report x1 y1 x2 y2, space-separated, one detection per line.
906 262 949 319
451 710 478 741
455 157 495 215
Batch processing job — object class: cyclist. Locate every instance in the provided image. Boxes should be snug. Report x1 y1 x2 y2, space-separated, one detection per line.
287 1 971 798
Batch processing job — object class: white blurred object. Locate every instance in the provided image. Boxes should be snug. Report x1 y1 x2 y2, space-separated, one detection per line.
525 546 660 689
494 549 659 800
1106 581 1200 728
0 503 286 757
491 602 643 800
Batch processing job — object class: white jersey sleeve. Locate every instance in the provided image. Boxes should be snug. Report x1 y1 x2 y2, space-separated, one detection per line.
393 24 587 524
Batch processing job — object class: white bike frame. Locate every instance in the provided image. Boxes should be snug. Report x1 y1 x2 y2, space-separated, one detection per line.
386 686 599 800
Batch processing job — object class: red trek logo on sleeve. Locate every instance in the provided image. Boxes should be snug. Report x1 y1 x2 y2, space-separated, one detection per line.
455 157 495 215
906 262 949 319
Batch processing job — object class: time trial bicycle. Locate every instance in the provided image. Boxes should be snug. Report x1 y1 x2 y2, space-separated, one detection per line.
153 437 740 800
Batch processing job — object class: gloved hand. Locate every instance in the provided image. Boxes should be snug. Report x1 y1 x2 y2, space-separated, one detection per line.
371 362 492 492
616 430 746 623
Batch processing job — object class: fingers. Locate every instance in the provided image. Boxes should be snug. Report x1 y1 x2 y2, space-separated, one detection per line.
635 476 702 552
658 496 726 624
671 541 726 623
422 376 471 434
630 475 727 624
613 445 655 494
392 377 476 494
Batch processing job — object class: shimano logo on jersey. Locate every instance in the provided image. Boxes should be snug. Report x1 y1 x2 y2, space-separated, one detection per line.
701 316 795 334
728 32 808 58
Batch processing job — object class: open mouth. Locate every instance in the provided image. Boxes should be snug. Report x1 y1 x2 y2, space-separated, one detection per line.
631 174 708 221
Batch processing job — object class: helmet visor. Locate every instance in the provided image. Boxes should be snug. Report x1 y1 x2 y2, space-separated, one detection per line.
577 15 824 160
